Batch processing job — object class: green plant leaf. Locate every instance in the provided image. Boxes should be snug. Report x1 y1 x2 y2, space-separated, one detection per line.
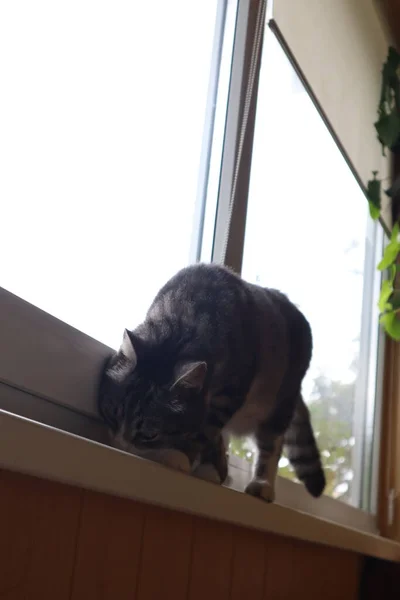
367 172 381 220
390 264 397 282
378 279 394 312
391 222 400 243
377 241 400 270
381 302 393 312
375 111 400 149
380 310 400 341
368 202 380 220
378 226 400 270
379 47 400 107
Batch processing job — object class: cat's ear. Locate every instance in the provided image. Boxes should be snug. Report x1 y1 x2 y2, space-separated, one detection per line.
120 329 137 364
172 361 207 390
105 329 138 382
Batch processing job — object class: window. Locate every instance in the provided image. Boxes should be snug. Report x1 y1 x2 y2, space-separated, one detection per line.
0 0 391 534
0 0 236 349
231 29 385 512
0 0 239 440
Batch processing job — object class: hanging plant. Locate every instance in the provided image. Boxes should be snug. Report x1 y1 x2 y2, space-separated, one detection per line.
367 46 400 340
367 171 381 219
378 224 400 340
374 46 400 154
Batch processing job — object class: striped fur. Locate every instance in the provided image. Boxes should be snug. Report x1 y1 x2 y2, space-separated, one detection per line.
98 263 325 501
284 396 326 497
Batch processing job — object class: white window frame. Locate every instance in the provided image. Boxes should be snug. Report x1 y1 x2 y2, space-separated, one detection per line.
0 0 386 539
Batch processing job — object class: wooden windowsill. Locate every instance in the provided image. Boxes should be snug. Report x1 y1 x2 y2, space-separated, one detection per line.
0 409 400 562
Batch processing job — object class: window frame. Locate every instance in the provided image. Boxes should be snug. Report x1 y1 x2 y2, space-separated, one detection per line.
0 0 392 539
211 0 265 271
352 218 385 511
378 330 400 541
214 4 387 521
189 0 233 264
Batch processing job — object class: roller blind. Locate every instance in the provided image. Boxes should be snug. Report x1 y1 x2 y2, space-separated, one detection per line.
272 0 392 226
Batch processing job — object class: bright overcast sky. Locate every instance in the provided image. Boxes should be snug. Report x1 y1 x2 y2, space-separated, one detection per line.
241 29 379 397
0 1 380 401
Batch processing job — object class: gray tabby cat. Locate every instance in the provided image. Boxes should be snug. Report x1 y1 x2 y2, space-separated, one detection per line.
98 263 325 502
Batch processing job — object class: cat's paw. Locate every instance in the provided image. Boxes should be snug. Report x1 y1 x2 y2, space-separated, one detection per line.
192 463 222 484
156 449 191 473
245 479 275 503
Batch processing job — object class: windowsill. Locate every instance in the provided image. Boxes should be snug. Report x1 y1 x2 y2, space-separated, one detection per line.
1 409 399 562
0 285 385 541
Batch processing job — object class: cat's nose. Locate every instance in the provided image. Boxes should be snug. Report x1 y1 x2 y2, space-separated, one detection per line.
112 429 130 451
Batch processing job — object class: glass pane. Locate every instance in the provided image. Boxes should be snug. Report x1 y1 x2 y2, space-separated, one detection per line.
0 0 234 349
239 30 383 507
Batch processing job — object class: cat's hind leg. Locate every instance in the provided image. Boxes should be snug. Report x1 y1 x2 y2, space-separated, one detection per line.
245 425 283 502
245 377 304 502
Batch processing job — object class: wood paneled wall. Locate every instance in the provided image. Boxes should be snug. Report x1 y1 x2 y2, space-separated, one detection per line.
0 468 365 600
360 555 400 598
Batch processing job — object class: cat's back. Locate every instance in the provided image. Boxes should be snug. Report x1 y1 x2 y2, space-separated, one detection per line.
134 264 256 364
146 265 307 349
147 263 251 323
152 263 245 301
249 285 312 391
265 288 312 363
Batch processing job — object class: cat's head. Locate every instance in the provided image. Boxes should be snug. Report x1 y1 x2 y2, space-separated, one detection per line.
99 329 208 450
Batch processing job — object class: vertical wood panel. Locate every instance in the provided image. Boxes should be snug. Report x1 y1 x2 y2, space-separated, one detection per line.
0 468 364 600
71 490 145 600
0 469 82 600
136 505 193 600
263 533 295 599
291 540 361 600
319 546 361 600
292 539 327 598
230 526 266 600
264 535 361 600
360 555 400 600
188 517 234 600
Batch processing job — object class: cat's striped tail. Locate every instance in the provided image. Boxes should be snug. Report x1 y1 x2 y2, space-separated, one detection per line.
284 395 326 498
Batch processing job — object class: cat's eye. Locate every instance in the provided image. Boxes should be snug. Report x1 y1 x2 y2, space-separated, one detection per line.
143 432 159 442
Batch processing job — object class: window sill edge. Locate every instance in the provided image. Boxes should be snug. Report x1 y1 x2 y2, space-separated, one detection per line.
0 409 398 562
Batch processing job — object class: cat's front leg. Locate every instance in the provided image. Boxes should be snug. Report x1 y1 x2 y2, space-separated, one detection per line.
131 448 191 474
111 431 191 473
155 448 192 473
192 434 228 485
245 428 283 503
